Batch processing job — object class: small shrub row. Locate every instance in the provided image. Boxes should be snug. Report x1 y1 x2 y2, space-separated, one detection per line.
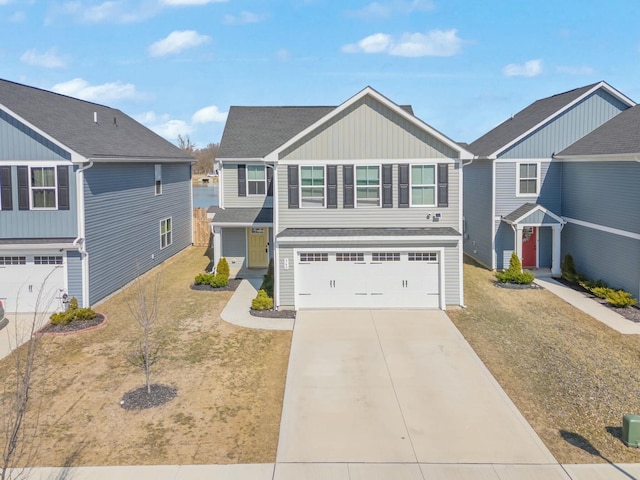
50 297 96 325
495 252 535 285
260 258 274 298
194 257 230 288
251 289 273 310
562 254 638 308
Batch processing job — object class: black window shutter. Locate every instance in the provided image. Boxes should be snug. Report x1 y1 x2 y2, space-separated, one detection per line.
57 165 70 210
382 164 393 208
343 165 354 208
327 165 337 208
0 166 12 211
398 164 409 208
17 166 29 210
287 165 299 208
237 164 246 197
438 163 449 207
266 165 273 197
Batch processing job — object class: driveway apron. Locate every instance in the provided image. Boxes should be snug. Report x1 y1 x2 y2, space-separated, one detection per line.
276 309 555 464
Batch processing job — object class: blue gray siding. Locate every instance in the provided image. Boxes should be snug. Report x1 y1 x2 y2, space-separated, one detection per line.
222 163 273 208
84 162 192 306
562 162 640 234
562 223 639 299
500 90 629 159
66 249 83 306
538 227 552 268
462 160 493 267
0 109 70 161
495 221 514 270
221 227 247 268
494 161 561 217
0 164 77 238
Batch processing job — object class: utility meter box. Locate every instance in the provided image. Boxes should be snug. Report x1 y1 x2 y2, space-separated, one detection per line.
623 415 640 448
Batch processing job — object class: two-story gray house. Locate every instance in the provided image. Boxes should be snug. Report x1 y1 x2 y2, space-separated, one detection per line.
0 79 193 313
212 87 473 310
464 81 634 277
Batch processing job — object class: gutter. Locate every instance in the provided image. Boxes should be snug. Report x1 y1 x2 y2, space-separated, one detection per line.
73 160 94 307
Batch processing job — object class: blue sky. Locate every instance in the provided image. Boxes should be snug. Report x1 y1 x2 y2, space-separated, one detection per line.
2 0 640 148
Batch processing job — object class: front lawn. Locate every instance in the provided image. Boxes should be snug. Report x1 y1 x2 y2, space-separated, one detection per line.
0 247 292 467
448 258 640 464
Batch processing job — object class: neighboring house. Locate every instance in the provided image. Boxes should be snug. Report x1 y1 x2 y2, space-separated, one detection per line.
212 87 473 310
0 79 193 313
464 81 635 277
554 105 640 300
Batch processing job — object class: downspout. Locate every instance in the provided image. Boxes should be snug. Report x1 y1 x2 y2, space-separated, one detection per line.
265 162 279 310
73 160 94 307
458 157 475 308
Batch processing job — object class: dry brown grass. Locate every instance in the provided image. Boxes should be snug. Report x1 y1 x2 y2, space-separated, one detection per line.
448 258 640 464
0 247 291 467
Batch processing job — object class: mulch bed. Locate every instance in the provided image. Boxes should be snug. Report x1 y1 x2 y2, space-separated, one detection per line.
495 282 542 290
190 278 242 292
120 384 177 410
250 309 296 319
39 314 106 335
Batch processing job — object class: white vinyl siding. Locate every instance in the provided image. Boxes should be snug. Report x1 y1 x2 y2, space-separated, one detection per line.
411 164 436 206
300 166 325 208
30 166 57 209
355 165 380 207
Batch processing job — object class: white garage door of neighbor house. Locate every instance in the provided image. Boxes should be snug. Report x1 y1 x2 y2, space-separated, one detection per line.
0 255 66 313
296 251 440 309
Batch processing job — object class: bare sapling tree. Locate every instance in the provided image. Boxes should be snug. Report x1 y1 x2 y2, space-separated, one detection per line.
126 268 162 394
1 271 58 480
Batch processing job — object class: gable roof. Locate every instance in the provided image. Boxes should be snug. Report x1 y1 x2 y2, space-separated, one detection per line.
0 79 192 162
556 104 640 157
502 203 565 225
468 82 635 158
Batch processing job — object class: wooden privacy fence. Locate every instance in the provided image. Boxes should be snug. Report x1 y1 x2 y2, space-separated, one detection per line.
193 208 211 247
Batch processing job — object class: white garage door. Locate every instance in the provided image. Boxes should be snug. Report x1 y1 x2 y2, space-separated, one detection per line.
296 251 440 309
0 255 66 313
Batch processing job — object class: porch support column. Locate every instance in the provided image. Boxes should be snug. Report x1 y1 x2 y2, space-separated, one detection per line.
551 224 562 277
515 225 524 271
213 226 222 273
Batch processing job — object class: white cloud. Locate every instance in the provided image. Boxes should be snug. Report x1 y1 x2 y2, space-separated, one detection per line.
342 29 462 57
20 48 67 68
0 0 13 5
556 65 595 75
152 119 192 140
276 48 291 61
192 105 227 124
502 59 543 77
347 0 434 19
51 78 142 102
161 0 226 5
224 10 267 25
59 0 159 23
148 30 211 57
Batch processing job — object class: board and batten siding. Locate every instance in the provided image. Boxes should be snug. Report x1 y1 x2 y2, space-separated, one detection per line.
0 109 71 161
221 227 247 268
84 162 192 306
494 161 561 217
500 90 629 159
562 161 639 234
277 163 460 232
462 160 493 267
280 96 458 161
0 164 77 238
221 163 273 208
66 249 83 306
562 222 639 300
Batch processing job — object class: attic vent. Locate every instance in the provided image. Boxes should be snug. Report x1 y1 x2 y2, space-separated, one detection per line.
93 112 98 123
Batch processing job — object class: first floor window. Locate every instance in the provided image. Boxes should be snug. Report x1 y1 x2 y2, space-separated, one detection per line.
0 256 26 265
356 165 380 207
300 166 325 207
31 167 56 209
409 252 438 262
160 218 172 249
372 252 400 261
247 165 266 195
518 163 538 195
34 256 63 265
299 252 328 262
411 165 436 206
336 252 364 262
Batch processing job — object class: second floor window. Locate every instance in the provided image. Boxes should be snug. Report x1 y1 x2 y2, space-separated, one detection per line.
356 165 380 207
518 163 538 195
300 166 325 207
30 167 56 209
411 165 436 206
247 165 266 195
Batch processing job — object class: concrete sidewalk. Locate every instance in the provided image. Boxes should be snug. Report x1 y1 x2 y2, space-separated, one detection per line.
0 311 49 361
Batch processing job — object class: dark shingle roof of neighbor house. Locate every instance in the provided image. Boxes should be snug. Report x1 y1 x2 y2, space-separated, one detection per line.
468 83 600 158
209 207 273 225
558 104 640 156
277 227 461 238
0 79 192 161
218 104 415 159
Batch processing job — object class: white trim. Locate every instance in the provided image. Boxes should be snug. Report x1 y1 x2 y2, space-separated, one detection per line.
278 235 461 243
160 217 173 249
504 203 565 226
29 165 58 210
515 161 540 197
354 164 381 208
264 86 474 163
554 154 640 162
0 243 76 251
278 158 457 166
219 166 225 209
246 164 267 197
154 164 162 196
564 217 640 241
494 157 550 163
218 157 265 163
299 164 326 209
491 81 636 158
491 161 497 269
211 222 273 228
409 163 437 207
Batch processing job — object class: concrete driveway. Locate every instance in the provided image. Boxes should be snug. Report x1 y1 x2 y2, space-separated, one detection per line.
276 309 556 465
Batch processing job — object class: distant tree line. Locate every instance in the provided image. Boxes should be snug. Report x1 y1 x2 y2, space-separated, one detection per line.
178 134 219 175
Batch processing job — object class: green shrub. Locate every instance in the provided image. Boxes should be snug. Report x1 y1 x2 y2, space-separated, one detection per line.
216 257 230 280
260 258 274 298
561 254 578 283
590 287 612 299
606 290 638 308
209 274 229 288
251 289 274 310
579 278 609 292
195 273 215 285
50 312 73 325
49 297 96 325
495 252 535 285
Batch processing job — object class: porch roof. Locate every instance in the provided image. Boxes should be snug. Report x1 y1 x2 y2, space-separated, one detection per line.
210 207 273 227
502 203 565 226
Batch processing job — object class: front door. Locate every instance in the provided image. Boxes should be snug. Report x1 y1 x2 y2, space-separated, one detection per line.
247 227 269 268
521 226 537 268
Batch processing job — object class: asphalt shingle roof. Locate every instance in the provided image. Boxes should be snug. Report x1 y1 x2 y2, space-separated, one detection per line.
210 207 273 225
558 104 640 156
468 83 599 157
502 203 540 223
218 104 415 159
0 79 192 161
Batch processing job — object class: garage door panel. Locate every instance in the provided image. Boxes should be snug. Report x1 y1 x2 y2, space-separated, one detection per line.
0 257 65 313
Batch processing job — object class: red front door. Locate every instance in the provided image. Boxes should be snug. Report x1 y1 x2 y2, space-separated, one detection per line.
521 227 537 268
